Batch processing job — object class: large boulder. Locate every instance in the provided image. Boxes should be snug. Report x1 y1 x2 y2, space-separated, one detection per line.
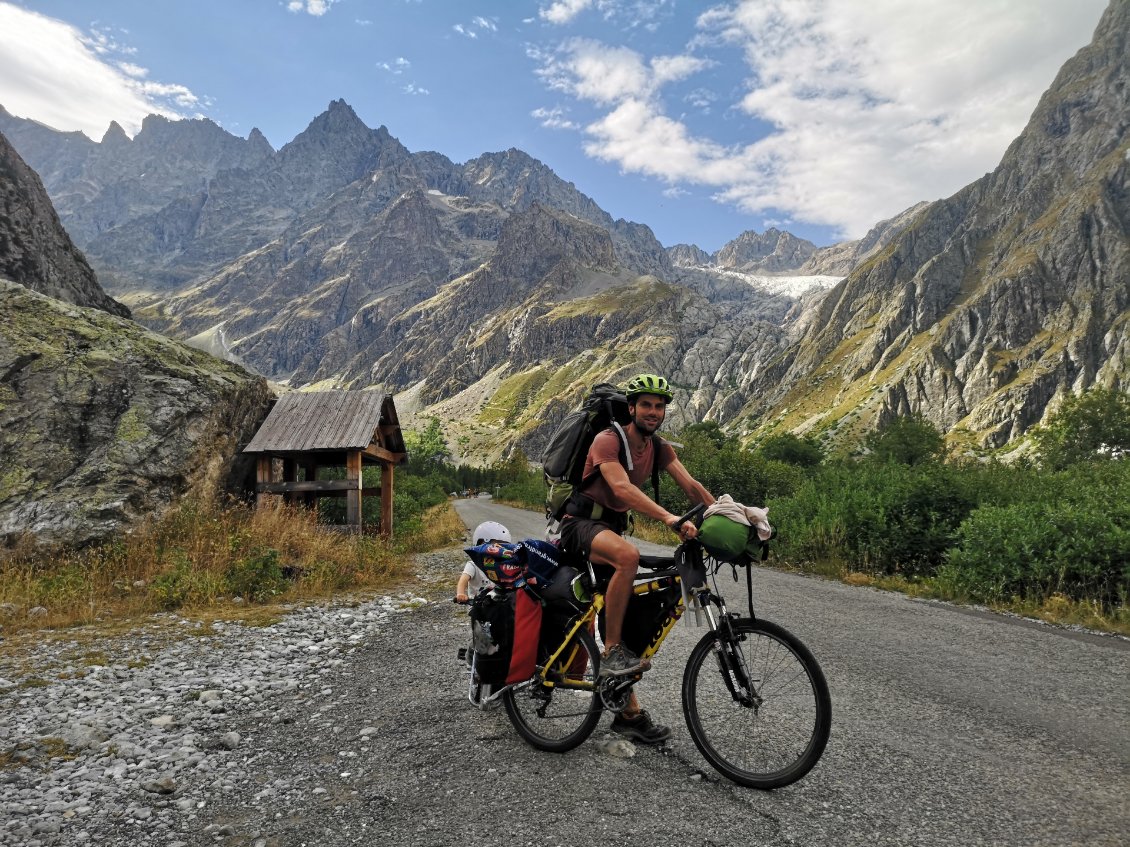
0 280 271 548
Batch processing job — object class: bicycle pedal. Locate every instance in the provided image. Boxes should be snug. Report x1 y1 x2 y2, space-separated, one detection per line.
457 647 468 661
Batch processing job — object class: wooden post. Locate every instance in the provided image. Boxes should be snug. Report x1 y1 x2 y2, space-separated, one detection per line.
346 450 362 531
380 462 394 537
303 461 318 509
282 458 297 506
256 457 272 507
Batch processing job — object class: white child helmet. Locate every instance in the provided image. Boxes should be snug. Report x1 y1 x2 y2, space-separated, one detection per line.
473 520 512 545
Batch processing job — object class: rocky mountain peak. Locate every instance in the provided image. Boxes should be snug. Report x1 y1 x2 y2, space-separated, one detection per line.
668 243 712 267
101 120 131 147
490 201 615 284
247 127 274 154
292 98 370 142
715 228 818 273
276 99 410 178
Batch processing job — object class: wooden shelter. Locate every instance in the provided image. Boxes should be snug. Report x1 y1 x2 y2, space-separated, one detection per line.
243 391 407 536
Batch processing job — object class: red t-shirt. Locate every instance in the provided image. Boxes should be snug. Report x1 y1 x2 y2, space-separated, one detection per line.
579 428 676 514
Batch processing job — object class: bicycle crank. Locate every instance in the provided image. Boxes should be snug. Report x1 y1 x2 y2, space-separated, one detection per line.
598 677 634 712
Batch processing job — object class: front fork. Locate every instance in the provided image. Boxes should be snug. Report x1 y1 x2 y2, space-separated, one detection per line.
693 589 761 710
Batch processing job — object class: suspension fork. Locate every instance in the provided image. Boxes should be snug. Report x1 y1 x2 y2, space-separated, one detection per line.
699 593 758 709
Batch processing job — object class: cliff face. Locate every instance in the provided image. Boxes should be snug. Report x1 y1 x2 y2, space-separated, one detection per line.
738 1 1129 449
0 131 129 317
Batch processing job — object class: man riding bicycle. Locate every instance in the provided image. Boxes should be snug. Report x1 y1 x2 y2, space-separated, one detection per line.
558 373 715 743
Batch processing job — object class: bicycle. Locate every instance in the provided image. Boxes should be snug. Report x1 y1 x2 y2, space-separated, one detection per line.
477 504 831 790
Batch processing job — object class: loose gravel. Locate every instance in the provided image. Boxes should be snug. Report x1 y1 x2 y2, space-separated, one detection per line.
0 553 459 847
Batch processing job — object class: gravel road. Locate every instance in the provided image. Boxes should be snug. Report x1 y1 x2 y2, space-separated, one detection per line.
1 498 1126 846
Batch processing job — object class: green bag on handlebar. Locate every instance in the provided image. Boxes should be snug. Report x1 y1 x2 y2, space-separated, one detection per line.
698 514 752 562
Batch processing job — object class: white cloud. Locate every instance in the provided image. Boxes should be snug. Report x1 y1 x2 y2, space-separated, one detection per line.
540 0 593 25
539 39 707 106
539 0 1110 238
404 83 430 96
453 24 477 39
684 88 716 112
378 57 411 75
0 3 201 139
532 106 578 130
287 0 336 16
473 16 498 32
116 62 148 79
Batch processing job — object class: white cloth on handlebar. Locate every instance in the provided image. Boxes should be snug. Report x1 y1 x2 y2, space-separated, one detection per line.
703 494 773 541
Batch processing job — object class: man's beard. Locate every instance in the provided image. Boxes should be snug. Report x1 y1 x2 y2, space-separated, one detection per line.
633 414 661 436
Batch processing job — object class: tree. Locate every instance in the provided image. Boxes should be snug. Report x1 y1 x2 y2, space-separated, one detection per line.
1031 387 1130 470
865 414 945 466
758 433 823 467
679 421 730 449
404 416 450 468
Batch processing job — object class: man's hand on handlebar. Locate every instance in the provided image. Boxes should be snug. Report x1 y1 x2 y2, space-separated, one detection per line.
668 503 707 541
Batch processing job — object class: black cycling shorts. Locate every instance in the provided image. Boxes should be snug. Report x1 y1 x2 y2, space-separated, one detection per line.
559 515 622 560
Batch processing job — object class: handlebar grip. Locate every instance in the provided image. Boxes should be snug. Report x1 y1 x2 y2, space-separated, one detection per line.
672 502 707 531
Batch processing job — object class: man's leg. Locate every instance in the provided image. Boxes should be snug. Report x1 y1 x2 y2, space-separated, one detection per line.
588 529 639 648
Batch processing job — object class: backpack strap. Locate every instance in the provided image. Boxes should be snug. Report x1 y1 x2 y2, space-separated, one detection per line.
571 429 664 520
651 436 664 503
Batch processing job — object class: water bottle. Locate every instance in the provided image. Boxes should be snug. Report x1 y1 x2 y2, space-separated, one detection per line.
570 573 593 604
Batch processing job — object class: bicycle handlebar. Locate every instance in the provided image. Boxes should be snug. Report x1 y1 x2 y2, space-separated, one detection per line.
671 502 707 532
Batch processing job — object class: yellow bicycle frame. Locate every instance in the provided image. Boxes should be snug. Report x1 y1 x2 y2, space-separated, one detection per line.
536 573 687 690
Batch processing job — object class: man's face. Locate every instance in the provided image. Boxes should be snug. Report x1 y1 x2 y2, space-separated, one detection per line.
630 394 667 435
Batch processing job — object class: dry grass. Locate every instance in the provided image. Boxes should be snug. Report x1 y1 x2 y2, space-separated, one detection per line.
0 497 465 637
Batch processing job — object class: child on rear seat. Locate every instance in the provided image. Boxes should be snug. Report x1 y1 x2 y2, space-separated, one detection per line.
455 520 512 601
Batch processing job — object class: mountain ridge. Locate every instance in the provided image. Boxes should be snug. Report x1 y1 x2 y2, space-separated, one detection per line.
1 2 1126 461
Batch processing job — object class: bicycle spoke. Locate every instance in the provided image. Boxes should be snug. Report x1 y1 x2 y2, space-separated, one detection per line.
503 627 604 753
683 618 831 789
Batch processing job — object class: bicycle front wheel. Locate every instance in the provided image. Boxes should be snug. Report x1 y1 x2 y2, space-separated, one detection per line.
682 617 830 789
503 626 603 753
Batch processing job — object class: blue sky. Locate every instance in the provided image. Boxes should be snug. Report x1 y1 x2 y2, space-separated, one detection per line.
0 0 1110 252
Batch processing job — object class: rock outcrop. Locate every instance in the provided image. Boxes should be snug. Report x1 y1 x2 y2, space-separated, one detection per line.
0 282 272 547
0 131 128 316
0 135 271 549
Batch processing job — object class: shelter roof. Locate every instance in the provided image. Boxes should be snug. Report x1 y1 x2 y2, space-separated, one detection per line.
243 391 406 457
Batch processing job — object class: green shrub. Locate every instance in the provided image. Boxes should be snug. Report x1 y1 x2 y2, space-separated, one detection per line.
939 462 1130 608
150 554 225 610
1031 387 1130 470
224 547 287 602
757 433 824 467
865 414 945 465
770 462 976 575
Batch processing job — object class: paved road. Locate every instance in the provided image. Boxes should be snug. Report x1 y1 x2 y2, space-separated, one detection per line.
449 498 1130 846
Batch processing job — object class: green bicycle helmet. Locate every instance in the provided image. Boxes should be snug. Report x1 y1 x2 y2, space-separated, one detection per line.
624 373 674 402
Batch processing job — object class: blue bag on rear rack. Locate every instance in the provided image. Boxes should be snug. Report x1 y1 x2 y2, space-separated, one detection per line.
519 539 563 587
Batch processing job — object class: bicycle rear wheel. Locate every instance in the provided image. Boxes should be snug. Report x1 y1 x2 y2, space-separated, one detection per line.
682 617 830 789
503 627 603 753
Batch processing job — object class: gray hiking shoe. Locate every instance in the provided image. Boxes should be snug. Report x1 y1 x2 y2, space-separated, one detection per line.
599 643 651 678
611 709 671 745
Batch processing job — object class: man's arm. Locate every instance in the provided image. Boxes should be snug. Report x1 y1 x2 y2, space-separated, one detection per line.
598 461 687 530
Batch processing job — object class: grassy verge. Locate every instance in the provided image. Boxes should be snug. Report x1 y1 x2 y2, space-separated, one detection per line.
0 497 465 638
